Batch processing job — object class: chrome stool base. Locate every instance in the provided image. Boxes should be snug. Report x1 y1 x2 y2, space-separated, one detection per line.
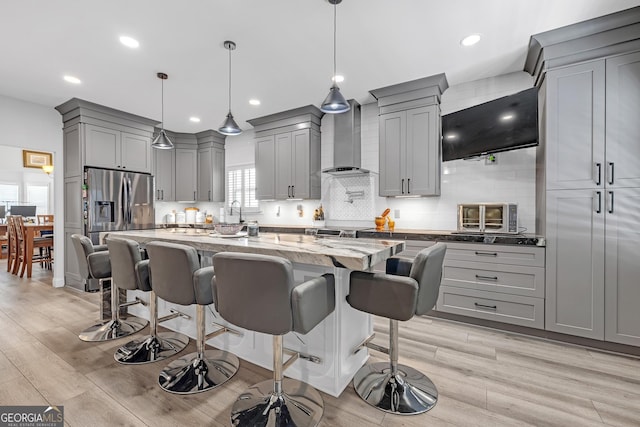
158 349 239 394
231 378 323 427
78 317 148 342
353 362 438 415
114 332 189 364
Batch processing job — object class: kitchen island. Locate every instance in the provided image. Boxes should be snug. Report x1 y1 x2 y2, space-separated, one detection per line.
101 229 405 397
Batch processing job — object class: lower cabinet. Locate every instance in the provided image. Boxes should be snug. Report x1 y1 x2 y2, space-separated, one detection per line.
436 242 546 329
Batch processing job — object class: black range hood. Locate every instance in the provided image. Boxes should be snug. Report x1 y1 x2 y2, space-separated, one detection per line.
322 99 370 176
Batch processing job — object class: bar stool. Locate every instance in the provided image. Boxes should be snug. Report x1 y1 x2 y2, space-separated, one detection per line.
146 241 240 394
212 252 336 427
347 243 447 415
70 234 147 342
107 237 189 364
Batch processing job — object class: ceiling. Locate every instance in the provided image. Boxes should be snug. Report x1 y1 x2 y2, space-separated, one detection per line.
1 0 639 134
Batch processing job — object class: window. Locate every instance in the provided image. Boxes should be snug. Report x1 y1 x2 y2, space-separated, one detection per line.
26 184 49 215
227 166 259 211
0 183 19 205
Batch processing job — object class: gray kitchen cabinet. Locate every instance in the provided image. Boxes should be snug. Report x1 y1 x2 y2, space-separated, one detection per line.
379 106 440 197
248 105 322 200
604 187 640 346
255 135 276 200
153 147 175 201
84 123 152 173
175 148 197 201
197 144 225 202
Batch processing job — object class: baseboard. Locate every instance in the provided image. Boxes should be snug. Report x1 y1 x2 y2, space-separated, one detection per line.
53 276 65 288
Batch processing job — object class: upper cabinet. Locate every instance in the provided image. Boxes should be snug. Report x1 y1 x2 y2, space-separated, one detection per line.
175 148 197 202
248 105 322 200
56 98 157 177
153 143 175 201
370 74 448 197
196 130 226 202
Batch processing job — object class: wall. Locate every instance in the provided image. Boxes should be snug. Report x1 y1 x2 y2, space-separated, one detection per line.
0 94 64 286
225 71 537 233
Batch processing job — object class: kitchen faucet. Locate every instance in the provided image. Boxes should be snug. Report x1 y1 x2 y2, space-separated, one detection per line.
230 200 244 223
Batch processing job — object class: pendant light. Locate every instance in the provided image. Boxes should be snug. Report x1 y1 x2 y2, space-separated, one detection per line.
321 0 350 114
151 72 174 149
218 40 242 136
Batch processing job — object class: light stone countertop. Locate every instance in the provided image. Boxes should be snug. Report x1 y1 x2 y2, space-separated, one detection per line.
102 229 405 271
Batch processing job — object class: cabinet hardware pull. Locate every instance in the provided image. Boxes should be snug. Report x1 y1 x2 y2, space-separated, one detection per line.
161 189 164 200
608 162 614 185
407 178 410 194
595 163 601 186
474 251 498 257
474 302 497 310
475 274 498 281
208 190 211 201
608 191 614 214
156 189 160 199
595 191 602 213
288 185 291 198
292 185 295 198
193 191 196 200
401 179 405 194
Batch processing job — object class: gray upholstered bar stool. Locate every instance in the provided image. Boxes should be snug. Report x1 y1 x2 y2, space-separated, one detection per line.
106 237 189 364
146 241 240 394
347 243 447 415
212 252 336 427
71 234 147 342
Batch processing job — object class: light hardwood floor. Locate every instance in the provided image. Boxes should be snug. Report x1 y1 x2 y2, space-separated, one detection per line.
1 260 639 426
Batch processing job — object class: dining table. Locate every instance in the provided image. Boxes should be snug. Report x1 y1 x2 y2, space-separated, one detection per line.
22 222 54 278
0 224 7 259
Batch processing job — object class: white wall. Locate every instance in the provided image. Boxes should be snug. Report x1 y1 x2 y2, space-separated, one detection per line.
225 71 537 233
0 95 63 286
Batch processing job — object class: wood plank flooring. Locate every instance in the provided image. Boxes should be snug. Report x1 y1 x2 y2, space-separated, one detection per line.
1 260 639 426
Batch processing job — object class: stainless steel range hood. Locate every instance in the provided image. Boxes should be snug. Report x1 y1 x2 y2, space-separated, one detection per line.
322 99 370 175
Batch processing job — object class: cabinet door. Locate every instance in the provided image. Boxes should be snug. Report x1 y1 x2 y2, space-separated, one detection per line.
256 136 275 200
121 132 151 173
275 132 293 199
545 61 606 190
291 129 310 199
210 146 225 202
605 187 640 346
175 148 197 201
197 147 212 201
84 124 121 169
406 106 440 196
605 52 640 188
379 111 405 196
545 189 605 339
153 148 175 201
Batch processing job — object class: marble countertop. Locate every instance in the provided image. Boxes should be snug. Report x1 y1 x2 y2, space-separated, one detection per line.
356 229 545 246
103 229 405 271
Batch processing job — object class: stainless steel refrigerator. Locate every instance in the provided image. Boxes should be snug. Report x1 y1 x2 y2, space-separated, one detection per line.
84 167 155 245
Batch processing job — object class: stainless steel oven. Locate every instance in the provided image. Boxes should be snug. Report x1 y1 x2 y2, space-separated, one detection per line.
457 203 518 233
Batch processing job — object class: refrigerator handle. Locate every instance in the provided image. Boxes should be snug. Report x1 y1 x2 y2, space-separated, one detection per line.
120 175 127 227
127 177 134 224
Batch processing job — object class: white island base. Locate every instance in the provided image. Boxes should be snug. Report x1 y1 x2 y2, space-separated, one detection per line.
126 261 370 397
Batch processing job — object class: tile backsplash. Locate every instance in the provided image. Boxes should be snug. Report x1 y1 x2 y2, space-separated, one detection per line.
210 70 538 233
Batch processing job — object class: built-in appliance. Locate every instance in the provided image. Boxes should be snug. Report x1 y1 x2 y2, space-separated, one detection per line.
457 203 518 234
442 87 538 161
322 99 370 175
84 167 155 245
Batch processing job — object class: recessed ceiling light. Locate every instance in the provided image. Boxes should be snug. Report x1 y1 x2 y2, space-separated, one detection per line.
119 36 139 48
63 75 81 84
249 99 261 106
460 34 481 47
500 114 514 121
189 117 201 123
332 75 345 83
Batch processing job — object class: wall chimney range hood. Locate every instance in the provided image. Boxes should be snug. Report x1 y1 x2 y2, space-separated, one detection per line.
322 99 370 175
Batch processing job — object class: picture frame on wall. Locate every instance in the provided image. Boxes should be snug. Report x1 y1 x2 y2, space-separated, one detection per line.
23 150 52 169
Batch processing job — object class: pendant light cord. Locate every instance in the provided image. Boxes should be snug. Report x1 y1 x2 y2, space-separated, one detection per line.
161 77 165 131
333 1 337 81
228 45 232 112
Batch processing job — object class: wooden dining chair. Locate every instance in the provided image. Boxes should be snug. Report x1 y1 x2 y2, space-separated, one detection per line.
37 214 54 224
14 215 53 277
6 216 21 274
36 214 54 268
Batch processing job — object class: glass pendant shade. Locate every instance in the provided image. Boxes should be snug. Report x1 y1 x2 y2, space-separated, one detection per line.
321 83 350 113
151 129 173 149
218 111 242 136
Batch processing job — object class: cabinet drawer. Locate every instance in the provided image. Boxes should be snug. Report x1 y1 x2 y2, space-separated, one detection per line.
442 260 544 298
436 286 544 329
444 242 545 267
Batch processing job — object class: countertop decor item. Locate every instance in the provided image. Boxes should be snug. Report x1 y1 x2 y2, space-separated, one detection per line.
151 72 174 149
214 223 244 235
375 216 386 231
218 41 242 136
320 0 350 114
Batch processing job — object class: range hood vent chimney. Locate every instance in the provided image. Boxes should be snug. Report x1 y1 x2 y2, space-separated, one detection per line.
322 99 369 175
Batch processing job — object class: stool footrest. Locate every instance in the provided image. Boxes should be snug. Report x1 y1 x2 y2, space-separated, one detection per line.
352 333 390 355
119 297 145 309
205 321 243 341
158 309 190 323
284 347 322 365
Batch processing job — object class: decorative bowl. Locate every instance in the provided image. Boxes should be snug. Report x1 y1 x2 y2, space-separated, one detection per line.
214 223 244 235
